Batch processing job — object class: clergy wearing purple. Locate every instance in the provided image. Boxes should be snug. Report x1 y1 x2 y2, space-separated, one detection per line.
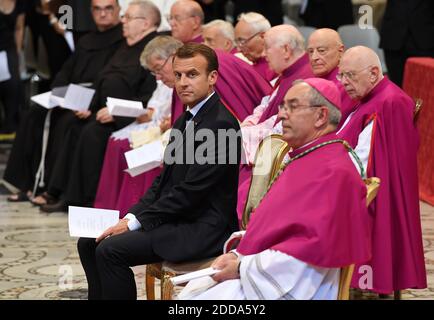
338 76 427 294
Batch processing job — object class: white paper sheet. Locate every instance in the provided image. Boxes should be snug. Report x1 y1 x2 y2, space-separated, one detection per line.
0 51 11 82
68 206 119 238
124 140 163 177
31 91 58 109
171 267 220 285
63 84 95 111
107 97 147 118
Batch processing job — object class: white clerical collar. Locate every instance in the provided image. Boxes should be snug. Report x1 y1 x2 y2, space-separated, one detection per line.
186 91 215 118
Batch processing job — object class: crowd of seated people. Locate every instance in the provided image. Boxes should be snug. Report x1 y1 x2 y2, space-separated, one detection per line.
1 0 427 300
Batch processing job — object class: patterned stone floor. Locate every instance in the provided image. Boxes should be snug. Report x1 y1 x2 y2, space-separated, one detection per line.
0 195 152 300
0 194 433 300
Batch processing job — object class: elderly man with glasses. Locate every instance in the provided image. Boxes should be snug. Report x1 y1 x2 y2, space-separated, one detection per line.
234 12 276 82
337 46 427 297
168 0 204 44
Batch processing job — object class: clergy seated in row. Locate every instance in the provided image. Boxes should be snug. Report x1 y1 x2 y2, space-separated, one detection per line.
236 28 357 221
336 46 427 294
236 24 313 218
35 0 161 212
179 78 371 300
93 35 271 216
4 0 123 203
234 12 277 83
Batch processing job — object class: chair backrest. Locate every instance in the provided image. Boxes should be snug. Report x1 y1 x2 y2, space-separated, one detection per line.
241 134 290 230
338 176 381 300
337 24 388 73
413 98 423 124
364 177 381 206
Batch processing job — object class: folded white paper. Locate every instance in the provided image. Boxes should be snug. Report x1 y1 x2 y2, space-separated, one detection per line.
171 267 220 286
68 206 119 238
0 51 11 82
31 84 95 110
31 91 58 109
124 140 163 177
63 84 95 111
107 97 147 118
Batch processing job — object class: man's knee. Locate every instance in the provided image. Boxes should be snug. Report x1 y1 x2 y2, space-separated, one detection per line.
77 237 97 257
95 237 120 262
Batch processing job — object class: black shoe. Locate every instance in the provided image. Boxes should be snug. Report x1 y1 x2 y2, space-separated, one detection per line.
40 199 68 213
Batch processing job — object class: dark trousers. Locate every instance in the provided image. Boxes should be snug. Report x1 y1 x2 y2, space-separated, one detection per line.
77 231 163 300
0 48 23 133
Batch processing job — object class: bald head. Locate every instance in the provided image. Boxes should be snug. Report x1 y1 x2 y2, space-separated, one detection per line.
264 25 305 74
170 0 204 43
338 46 384 100
309 29 343 47
341 46 383 71
307 29 344 77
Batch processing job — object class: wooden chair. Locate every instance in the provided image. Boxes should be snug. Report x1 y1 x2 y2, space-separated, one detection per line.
338 177 381 300
145 135 290 300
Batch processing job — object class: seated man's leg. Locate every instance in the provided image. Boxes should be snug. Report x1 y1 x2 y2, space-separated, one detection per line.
78 230 163 300
77 237 102 300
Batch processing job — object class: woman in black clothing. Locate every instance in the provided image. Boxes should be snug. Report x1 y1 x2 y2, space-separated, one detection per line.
0 0 25 134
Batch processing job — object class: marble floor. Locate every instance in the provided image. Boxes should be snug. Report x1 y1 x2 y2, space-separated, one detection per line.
0 194 152 300
0 142 433 300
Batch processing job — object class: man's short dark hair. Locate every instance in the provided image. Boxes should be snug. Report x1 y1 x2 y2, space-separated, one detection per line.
174 43 219 74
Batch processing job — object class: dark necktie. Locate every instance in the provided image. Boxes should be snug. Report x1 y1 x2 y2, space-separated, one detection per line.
185 110 193 122
181 110 194 133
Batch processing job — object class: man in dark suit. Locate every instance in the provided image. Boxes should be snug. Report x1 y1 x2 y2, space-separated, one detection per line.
380 0 434 87
77 43 241 300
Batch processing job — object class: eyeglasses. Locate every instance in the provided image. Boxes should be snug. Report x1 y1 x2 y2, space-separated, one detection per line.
278 102 321 113
336 66 372 82
166 14 195 23
235 32 261 47
121 14 147 22
92 5 116 14
149 55 172 76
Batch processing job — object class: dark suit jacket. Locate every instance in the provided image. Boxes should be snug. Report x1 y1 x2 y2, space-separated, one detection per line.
128 92 241 262
380 0 434 52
